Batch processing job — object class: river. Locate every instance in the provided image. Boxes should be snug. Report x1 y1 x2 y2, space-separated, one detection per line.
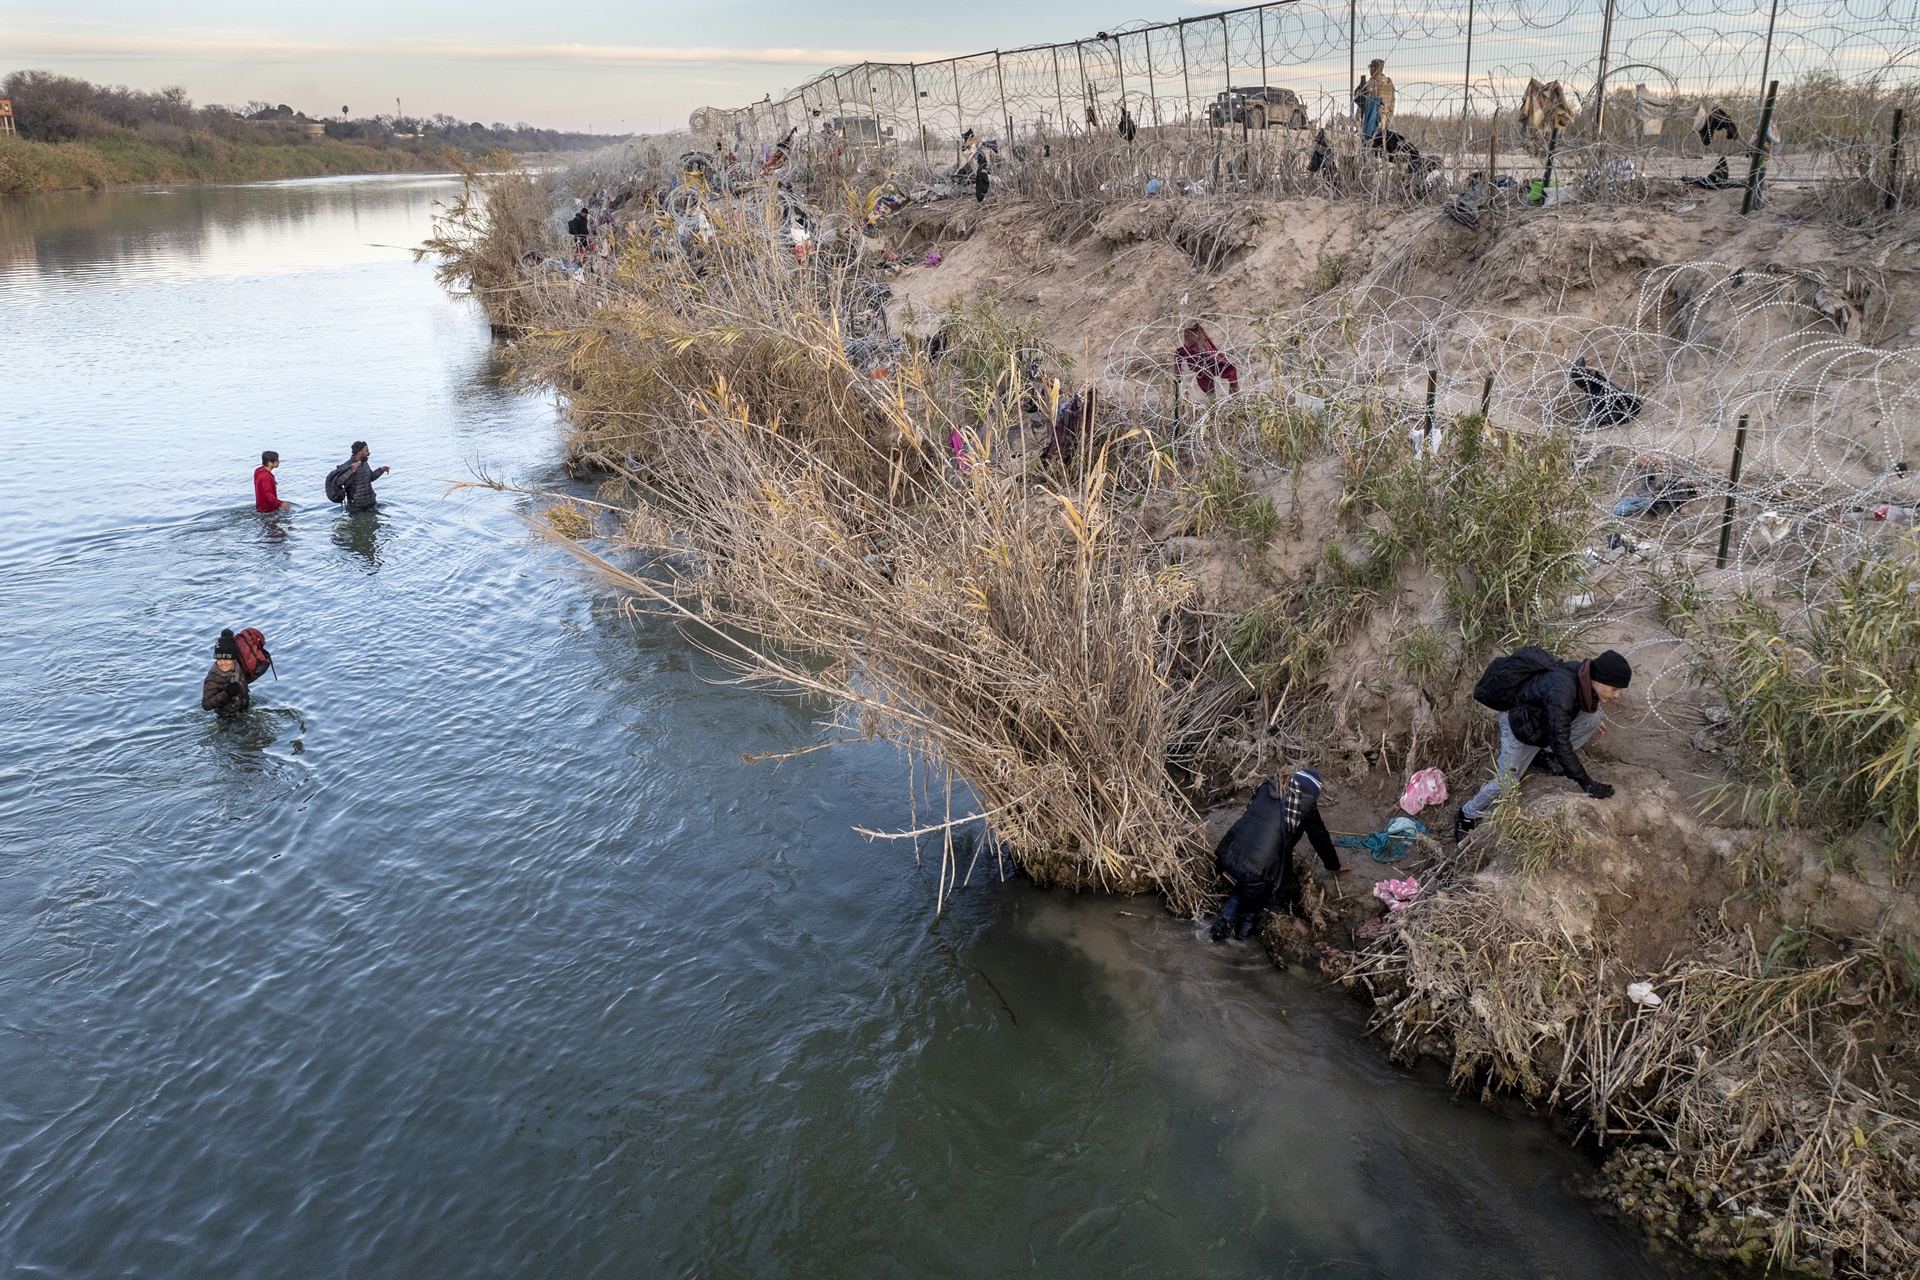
0 174 1707 1278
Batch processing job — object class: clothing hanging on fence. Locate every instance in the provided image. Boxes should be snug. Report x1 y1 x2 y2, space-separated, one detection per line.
1176 323 1239 396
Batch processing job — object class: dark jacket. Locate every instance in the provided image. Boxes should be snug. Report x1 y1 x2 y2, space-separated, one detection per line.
341 457 380 511
1214 777 1340 893
201 664 251 718
1507 660 1595 785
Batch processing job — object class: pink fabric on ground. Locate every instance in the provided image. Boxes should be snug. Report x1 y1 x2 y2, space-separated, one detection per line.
1399 767 1449 815
1373 876 1424 912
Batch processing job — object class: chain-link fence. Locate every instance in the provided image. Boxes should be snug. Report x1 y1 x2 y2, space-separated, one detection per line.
687 0 1918 202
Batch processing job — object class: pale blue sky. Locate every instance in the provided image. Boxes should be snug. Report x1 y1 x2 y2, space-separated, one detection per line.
1 0 1223 132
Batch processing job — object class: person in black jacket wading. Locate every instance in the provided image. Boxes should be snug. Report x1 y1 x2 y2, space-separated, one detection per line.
335 441 388 512
1210 767 1348 942
1454 649 1633 842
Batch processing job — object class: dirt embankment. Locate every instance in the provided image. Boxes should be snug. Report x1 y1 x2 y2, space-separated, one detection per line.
874 189 1920 1275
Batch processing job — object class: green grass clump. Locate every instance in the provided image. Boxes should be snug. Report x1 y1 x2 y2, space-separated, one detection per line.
1181 454 1278 545
1392 623 1448 683
1699 542 1920 865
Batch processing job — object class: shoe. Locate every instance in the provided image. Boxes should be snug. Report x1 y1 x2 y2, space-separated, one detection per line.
1210 917 1233 943
1452 810 1478 843
1234 914 1263 941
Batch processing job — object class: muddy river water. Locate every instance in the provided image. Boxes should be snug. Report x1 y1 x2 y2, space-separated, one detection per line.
0 174 1708 1278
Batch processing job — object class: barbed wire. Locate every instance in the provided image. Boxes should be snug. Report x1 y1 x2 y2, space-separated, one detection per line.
679 0 1917 207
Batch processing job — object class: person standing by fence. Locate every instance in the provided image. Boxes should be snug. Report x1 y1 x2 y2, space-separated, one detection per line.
1354 58 1395 142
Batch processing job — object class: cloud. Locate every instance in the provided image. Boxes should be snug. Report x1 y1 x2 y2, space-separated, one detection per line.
0 28 955 68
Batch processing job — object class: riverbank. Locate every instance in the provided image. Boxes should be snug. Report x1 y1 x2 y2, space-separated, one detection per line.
432 151 1920 1275
0 134 461 194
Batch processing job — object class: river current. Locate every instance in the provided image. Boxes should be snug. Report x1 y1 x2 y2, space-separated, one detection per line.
0 174 1706 1278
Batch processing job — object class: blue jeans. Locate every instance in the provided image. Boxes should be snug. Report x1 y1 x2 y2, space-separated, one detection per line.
1361 96 1384 140
1461 710 1603 820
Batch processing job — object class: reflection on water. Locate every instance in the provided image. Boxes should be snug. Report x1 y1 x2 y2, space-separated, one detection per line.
0 174 1709 1279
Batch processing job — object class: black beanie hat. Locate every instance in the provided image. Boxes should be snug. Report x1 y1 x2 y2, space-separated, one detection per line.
214 629 241 659
1591 649 1632 689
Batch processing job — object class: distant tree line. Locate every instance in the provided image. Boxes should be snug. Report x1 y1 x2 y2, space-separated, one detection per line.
1 71 624 154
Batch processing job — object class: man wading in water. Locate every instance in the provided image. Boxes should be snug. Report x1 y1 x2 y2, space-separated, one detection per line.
329 441 389 512
1454 648 1632 842
1210 768 1348 942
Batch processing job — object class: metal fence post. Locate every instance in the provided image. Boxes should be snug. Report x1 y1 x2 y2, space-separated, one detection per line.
953 60 965 145
1075 41 1092 130
1459 0 1475 173
1889 107 1907 211
1591 0 1616 137
1144 29 1161 127
1052 46 1070 141
1716 415 1751 568
1755 0 1782 126
1180 20 1194 137
1349 0 1358 119
1741 79 1780 215
996 51 1011 141
911 63 928 158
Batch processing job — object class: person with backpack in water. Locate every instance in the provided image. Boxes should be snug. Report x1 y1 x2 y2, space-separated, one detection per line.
1453 648 1633 842
200 628 270 718
1210 767 1348 942
325 441 388 512
253 450 287 512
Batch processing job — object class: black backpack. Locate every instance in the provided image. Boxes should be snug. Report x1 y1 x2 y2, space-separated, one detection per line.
1473 646 1561 711
324 461 353 504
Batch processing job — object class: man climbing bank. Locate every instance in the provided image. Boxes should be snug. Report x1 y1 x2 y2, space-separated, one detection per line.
1211 767 1349 942
1454 648 1633 842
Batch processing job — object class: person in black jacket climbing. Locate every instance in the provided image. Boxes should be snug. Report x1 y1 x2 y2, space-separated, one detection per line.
1454 649 1632 841
1210 768 1348 942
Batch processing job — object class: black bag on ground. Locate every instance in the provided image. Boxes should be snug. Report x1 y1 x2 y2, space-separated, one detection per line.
1473 646 1561 712
1570 357 1643 427
324 462 353 504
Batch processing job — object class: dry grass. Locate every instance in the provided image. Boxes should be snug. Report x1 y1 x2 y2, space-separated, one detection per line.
526 393 1219 908
1347 837 1920 1276
445 182 1230 908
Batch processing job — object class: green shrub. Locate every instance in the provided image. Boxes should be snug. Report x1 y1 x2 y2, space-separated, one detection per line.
1700 541 1920 864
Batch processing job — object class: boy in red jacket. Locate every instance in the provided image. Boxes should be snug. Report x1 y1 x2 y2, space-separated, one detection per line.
254 450 286 512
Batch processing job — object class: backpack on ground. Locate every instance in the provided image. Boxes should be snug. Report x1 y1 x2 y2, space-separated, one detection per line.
324 462 353 504
234 627 272 681
1473 646 1560 711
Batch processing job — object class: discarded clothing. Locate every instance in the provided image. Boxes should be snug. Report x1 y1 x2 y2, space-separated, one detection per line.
1307 128 1331 175
1043 390 1095 466
1612 471 1698 518
1444 178 1487 230
1687 157 1734 190
1399 768 1448 816
1335 817 1427 863
921 250 942 268
1570 357 1642 427
1696 105 1740 147
1372 875 1424 912
1176 322 1239 395
948 427 970 472
1118 106 1138 143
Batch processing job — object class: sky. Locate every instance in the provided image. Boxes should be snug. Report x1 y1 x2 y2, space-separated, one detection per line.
0 0 1223 133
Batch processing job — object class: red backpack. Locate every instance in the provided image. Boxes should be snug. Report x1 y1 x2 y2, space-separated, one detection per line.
234 627 273 681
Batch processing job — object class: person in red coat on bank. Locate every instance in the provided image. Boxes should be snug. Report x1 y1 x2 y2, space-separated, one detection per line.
254 450 287 512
